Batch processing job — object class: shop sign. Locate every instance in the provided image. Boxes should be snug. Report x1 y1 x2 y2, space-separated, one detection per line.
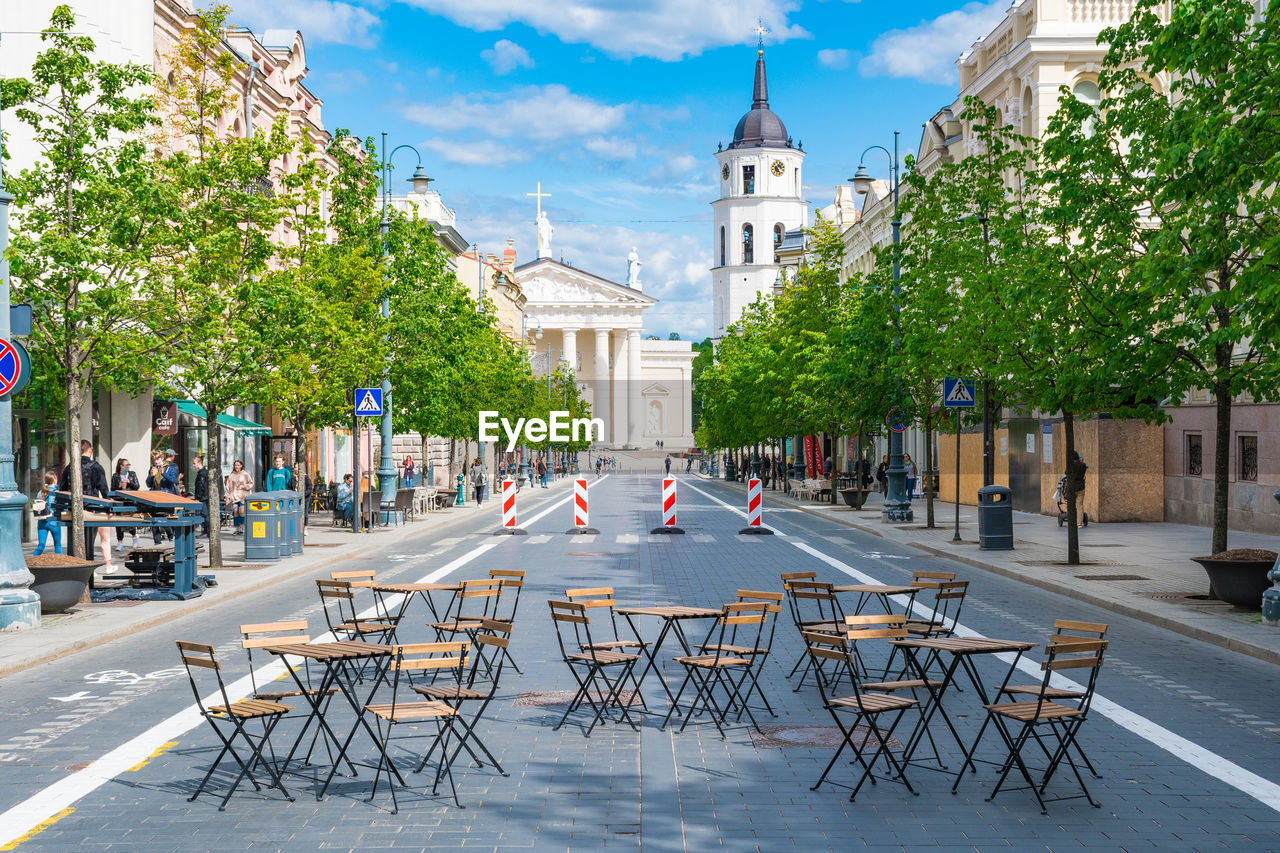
152 400 178 435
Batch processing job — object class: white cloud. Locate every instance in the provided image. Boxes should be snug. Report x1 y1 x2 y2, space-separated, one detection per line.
584 136 638 162
230 0 381 48
421 138 531 166
859 0 1008 85
816 48 850 69
647 153 699 183
398 0 808 60
481 39 535 74
404 84 628 142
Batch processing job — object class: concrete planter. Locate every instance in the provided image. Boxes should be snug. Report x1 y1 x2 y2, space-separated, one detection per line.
28 561 103 614
1191 554 1276 609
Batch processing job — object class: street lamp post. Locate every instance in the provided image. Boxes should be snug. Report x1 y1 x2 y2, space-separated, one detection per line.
378 133 432 508
851 130 913 523
0 82 39 631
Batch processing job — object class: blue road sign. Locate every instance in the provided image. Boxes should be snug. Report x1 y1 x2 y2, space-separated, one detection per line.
943 377 976 408
354 387 383 417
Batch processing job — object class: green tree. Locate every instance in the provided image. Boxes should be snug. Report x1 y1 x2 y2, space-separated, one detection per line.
2 6 162 557
1071 0 1280 554
148 4 292 567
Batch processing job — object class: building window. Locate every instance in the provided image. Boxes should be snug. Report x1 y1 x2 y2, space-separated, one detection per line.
1239 434 1258 481
742 224 754 264
719 226 725 266
742 165 755 195
1186 433 1202 476
1073 79 1101 137
773 223 784 247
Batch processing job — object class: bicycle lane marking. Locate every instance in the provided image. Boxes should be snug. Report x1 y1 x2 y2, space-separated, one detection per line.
682 478 1280 815
0 476 607 848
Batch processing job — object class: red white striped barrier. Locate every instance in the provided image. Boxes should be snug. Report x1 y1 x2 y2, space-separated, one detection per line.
494 478 527 535
739 477 774 535
566 477 599 534
651 477 684 534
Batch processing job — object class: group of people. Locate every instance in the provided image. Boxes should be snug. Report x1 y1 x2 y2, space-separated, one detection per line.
31 445 299 563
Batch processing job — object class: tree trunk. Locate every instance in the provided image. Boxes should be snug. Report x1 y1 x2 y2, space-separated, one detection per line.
203 401 225 568
924 410 936 528
1064 411 1079 566
293 422 308 542
65 368 86 560
1211 372 1232 557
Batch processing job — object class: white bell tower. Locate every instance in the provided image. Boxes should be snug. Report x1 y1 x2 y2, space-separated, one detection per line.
711 48 807 339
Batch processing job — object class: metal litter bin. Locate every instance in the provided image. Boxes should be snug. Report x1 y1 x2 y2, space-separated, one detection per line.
244 492 280 561
281 490 302 555
977 484 1014 551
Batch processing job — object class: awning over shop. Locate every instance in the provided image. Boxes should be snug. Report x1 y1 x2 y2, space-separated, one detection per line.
171 400 272 436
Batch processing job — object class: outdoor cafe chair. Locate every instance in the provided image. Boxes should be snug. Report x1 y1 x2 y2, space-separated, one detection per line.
548 599 641 736
429 579 505 677
662 602 770 736
968 635 1108 814
804 622 918 802
697 589 783 719
885 573 966 681
784 579 849 690
565 586 649 707
487 569 526 672
413 619 513 778
363 642 468 812
238 621 343 770
986 619 1109 779
317 577 399 682
176 640 294 811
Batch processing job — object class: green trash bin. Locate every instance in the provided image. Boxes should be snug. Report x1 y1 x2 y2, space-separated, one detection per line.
244 492 279 561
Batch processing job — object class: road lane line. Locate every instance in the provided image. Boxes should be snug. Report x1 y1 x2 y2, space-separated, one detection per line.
683 478 1280 814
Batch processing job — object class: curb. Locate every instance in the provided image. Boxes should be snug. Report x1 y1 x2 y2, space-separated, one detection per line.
0 478 571 679
711 477 1280 667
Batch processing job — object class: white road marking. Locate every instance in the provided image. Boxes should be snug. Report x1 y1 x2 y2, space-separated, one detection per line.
49 692 96 703
0 476 609 847
617 534 640 544
526 535 552 544
682 478 1280 815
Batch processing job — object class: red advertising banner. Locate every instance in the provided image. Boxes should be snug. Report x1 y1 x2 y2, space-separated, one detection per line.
803 435 815 479
152 400 177 435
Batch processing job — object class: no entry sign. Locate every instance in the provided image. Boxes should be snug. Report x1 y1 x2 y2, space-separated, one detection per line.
0 338 24 397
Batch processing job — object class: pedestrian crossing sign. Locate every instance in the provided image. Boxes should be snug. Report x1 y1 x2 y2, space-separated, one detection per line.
354 387 383 417
943 377 976 408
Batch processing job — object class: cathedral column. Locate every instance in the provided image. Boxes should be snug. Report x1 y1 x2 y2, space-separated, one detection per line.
594 329 610 445
682 366 693 440
612 331 628 446
627 330 643 447
562 328 578 376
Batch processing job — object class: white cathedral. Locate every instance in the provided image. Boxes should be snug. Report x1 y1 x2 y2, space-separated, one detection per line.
712 48 808 339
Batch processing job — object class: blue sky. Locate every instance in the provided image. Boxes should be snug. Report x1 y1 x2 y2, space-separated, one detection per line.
233 0 1013 340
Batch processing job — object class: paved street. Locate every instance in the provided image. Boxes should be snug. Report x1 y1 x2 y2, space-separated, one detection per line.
1 474 1278 851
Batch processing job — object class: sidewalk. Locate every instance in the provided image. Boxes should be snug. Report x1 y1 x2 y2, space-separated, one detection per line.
1 476 572 678
707 475 1280 665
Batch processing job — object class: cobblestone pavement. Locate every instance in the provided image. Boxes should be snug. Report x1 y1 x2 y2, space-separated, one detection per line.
0 473 1277 852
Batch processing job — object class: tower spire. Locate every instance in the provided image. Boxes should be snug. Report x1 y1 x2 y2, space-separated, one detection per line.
753 51 768 108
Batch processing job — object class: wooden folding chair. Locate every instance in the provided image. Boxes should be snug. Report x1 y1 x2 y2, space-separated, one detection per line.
317 577 398 644
414 619 512 778
548 600 641 736
986 619 1109 779
885 573 965 681
804 621 918 802
565 586 650 710
698 590 783 719
785 580 849 690
663 602 769 736
363 642 468 812
429 579 503 647
238 621 342 771
487 569 525 672
177 641 293 811
971 636 1108 814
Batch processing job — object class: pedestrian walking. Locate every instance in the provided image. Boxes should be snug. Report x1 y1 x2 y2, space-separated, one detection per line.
402 455 415 488
595 457 603 477
224 460 253 535
31 471 61 556
190 455 210 537
59 440 111 563
876 455 889 496
470 457 487 506
336 474 354 526
1067 451 1088 502
111 458 140 552
159 449 180 495
536 456 548 488
664 455 672 476
265 454 292 492
904 453 918 500
686 456 693 473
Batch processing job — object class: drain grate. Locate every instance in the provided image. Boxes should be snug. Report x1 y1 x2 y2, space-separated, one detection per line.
1017 560 1121 568
1148 592 1230 605
1075 574 1149 581
750 724 901 750
564 552 614 557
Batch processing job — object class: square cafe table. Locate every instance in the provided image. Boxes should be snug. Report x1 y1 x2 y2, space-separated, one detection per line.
263 640 398 799
613 605 723 710
889 636 1036 781
833 583 920 616
372 582 463 629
